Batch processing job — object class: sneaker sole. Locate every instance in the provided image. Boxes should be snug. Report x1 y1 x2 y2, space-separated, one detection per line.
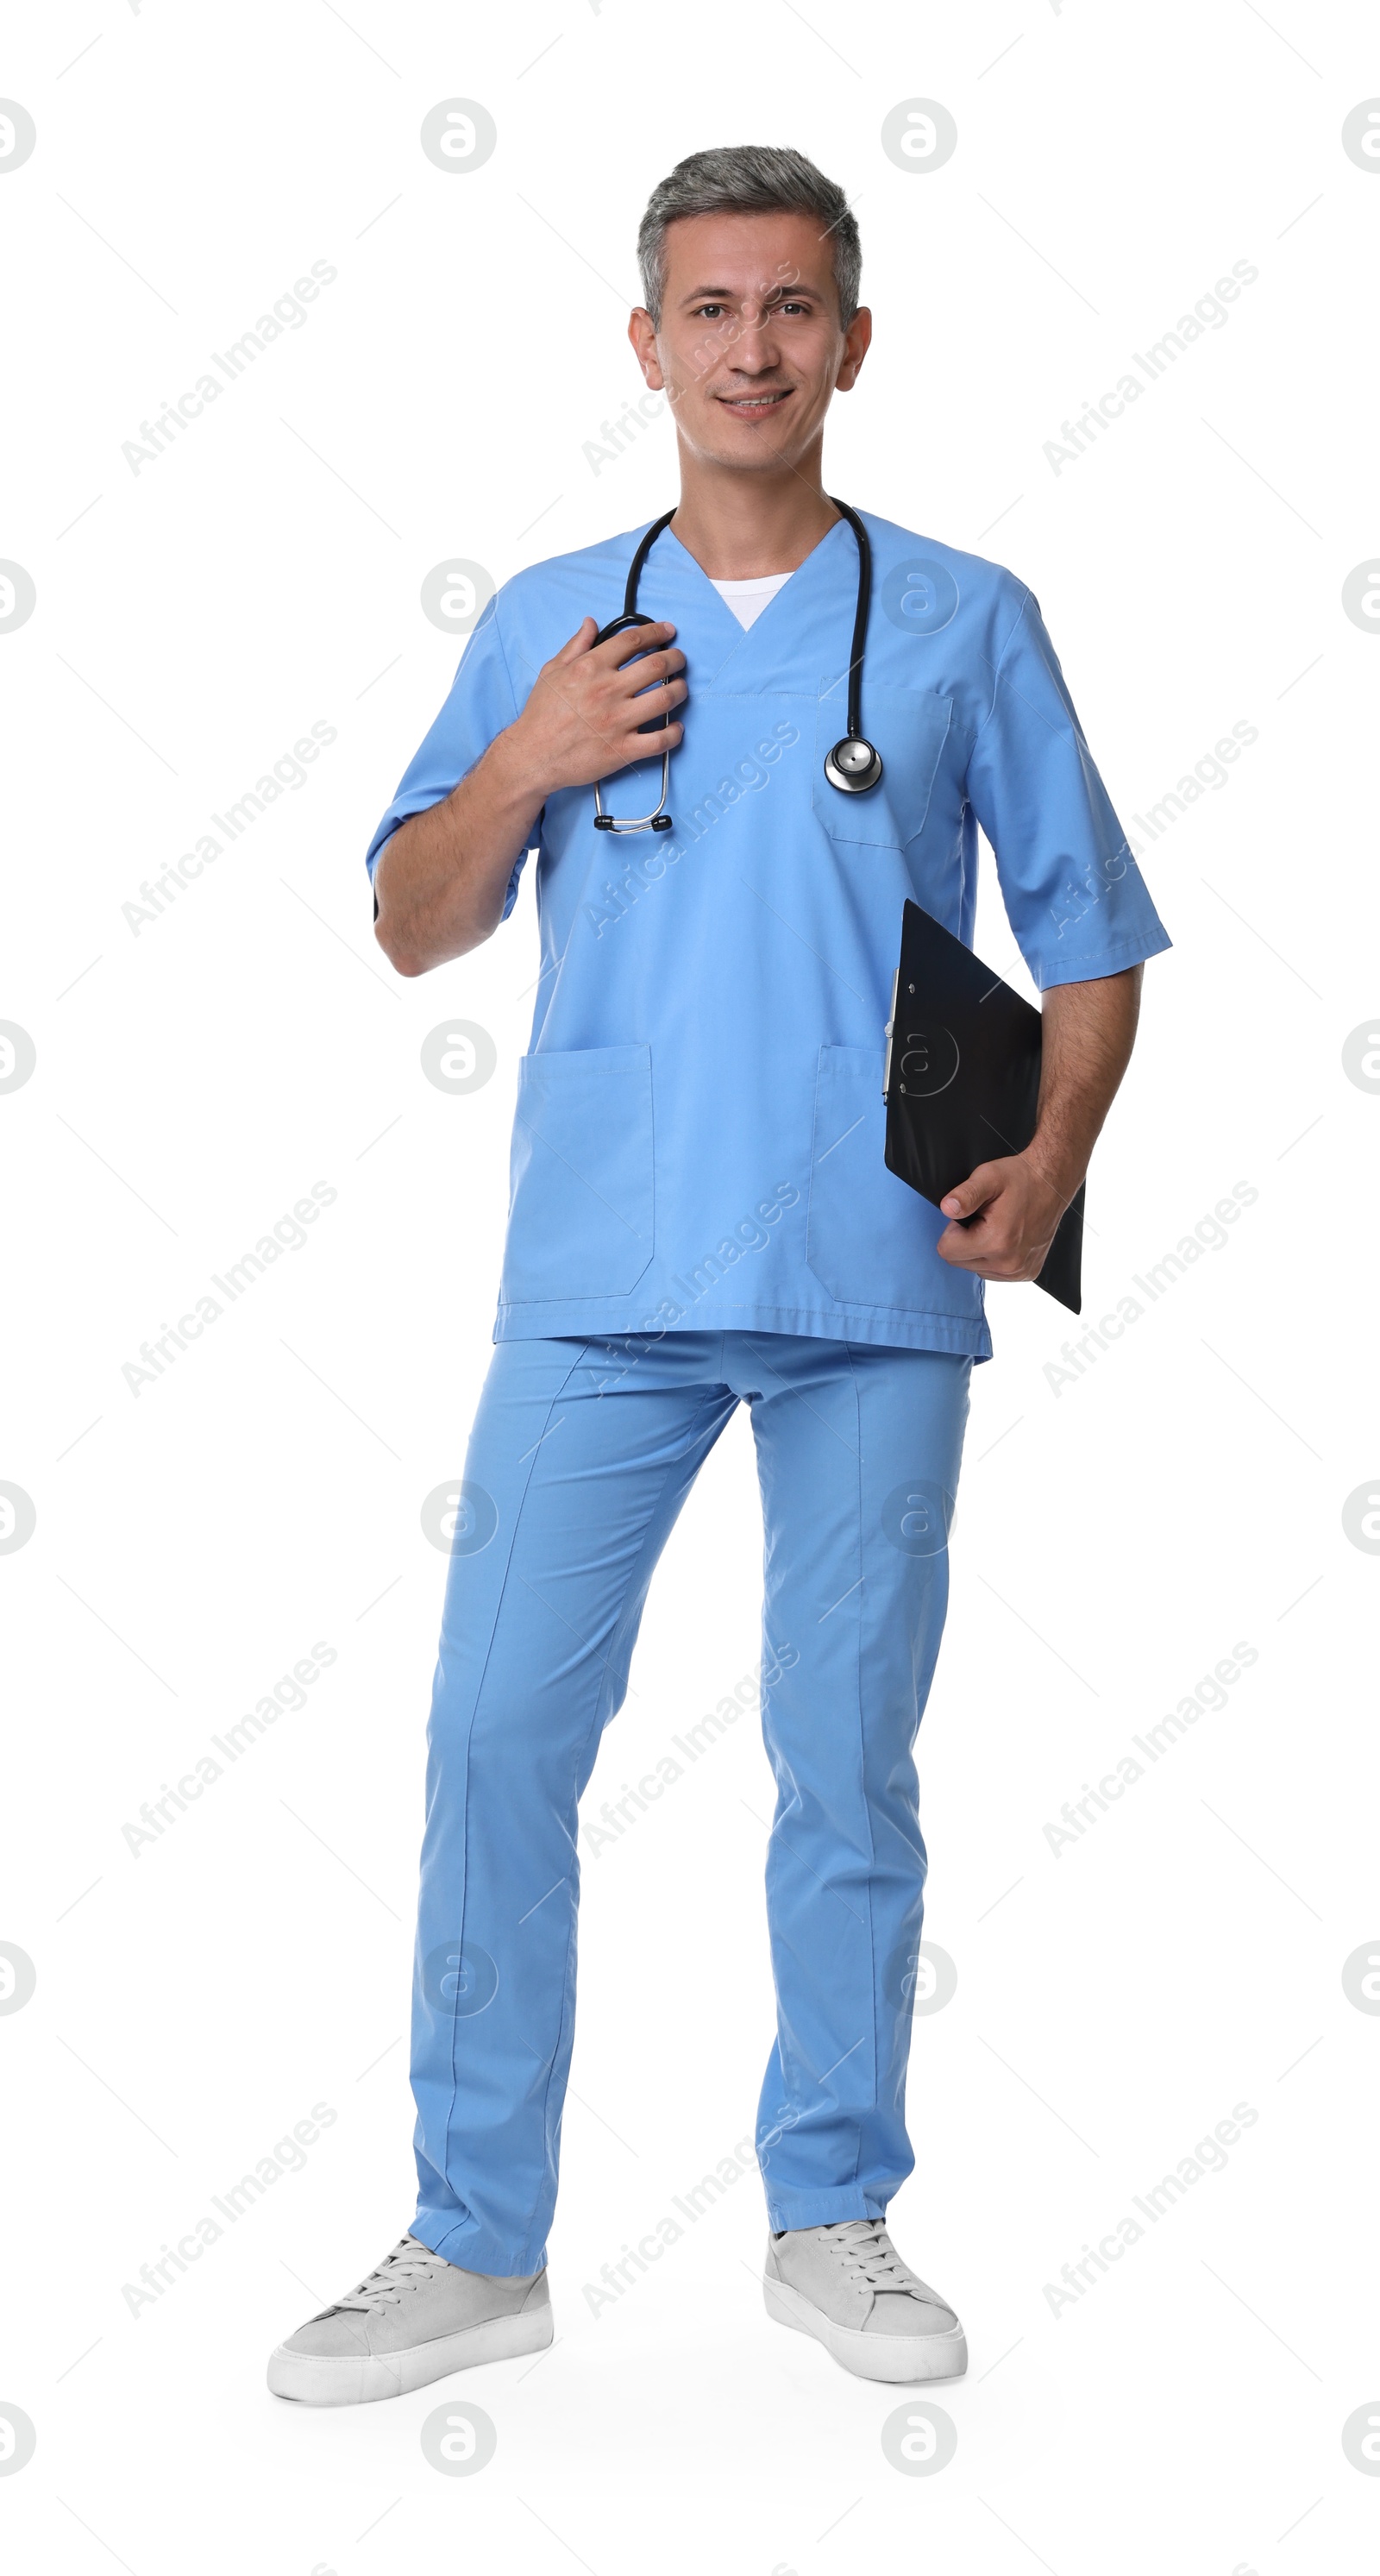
267 2302 554 2406
763 2274 967 2384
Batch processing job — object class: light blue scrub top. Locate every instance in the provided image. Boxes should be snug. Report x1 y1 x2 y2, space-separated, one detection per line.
367 512 1170 1360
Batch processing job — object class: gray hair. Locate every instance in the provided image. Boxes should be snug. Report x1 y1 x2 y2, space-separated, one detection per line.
637 145 861 328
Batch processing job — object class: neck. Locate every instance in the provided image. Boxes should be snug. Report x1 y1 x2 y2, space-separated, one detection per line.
668 441 840 579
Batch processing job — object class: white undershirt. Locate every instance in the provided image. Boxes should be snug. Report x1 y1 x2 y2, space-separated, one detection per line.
710 572 792 630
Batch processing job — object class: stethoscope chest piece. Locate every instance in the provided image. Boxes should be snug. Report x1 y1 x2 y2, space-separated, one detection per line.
824 733 884 795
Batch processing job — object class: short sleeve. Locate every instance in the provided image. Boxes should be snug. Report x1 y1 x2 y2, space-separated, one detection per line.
364 599 532 923
965 587 1171 991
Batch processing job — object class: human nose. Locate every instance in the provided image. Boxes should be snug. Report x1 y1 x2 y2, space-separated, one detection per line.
727 311 781 371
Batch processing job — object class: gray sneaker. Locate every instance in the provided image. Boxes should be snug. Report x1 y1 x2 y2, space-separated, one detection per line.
764 2219 967 2383
267 2234 552 2406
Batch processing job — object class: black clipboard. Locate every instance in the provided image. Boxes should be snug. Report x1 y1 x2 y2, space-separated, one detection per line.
883 900 1084 1314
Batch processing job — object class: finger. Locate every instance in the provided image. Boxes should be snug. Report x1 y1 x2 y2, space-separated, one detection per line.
623 676 689 736
936 1221 983 1269
608 719 685 766
938 1161 1007 1221
612 647 679 687
553 618 600 663
938 1247 1033 1281
617 618 675 641
599 619 677 668
937 1222 1018 1274
616 652 687 699
938 1205 1048 1278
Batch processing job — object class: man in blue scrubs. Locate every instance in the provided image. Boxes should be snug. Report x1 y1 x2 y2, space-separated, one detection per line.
268 146 1169 2405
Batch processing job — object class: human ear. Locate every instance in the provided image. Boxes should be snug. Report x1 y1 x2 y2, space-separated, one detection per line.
835 305 873 392
627 307 666 391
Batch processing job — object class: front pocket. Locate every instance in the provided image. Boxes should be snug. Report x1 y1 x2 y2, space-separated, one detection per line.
806 1044 977 1316
811 683 952 851
501 1045 654 1302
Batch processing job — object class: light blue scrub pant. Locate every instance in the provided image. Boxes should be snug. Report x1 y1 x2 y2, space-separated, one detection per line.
409 1330 971 2275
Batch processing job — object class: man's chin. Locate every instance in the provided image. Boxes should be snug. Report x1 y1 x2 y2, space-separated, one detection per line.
690 412 816 473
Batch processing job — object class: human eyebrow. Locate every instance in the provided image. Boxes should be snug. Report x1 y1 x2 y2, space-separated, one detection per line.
681 283 825 307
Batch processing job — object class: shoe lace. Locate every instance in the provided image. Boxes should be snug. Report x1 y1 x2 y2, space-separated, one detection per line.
820 2219 925 2294
316 2237 448 2318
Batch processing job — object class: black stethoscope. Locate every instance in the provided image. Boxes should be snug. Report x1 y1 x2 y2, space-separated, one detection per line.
591 499 883 834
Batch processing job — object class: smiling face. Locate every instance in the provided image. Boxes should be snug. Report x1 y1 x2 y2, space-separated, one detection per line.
629 208 871 480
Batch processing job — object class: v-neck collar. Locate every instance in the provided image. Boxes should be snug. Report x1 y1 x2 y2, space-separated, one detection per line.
652 514 855 682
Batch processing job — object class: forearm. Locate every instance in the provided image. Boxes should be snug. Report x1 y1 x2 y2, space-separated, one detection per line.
1026 964 1142 1205
373 727 546 977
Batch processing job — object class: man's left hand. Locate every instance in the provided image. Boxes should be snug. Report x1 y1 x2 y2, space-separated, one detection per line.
935 1151 1076 1283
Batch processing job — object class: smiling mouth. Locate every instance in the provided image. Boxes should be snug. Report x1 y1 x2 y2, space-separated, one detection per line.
716 389 793 414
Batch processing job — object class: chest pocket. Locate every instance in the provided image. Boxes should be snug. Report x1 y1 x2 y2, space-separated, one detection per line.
811 683 952 852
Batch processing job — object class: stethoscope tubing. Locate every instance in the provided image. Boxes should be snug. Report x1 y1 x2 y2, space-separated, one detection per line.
590 500 881 833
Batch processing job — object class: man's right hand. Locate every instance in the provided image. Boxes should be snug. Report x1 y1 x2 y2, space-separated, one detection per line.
373 619 687 978
508 618 688 795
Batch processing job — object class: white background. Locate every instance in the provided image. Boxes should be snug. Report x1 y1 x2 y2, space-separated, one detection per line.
3 1 1378 2568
